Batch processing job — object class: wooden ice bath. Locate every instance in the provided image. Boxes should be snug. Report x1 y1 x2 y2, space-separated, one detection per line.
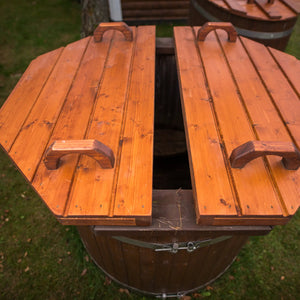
189 0 300 50
0 22 299 296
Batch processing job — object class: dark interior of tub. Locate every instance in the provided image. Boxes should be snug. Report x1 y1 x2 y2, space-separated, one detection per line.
153 46 192 189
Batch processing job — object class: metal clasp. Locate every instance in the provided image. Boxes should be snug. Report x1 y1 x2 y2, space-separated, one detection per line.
155 241 198 253
113 236 232 254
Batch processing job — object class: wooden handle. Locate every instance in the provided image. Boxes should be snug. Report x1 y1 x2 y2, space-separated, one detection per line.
230 141 300 170
197 22 237 42
94 22 133 42
43 140 115 170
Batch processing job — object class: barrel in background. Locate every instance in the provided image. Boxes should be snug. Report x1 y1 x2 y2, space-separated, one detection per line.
189 0 300 50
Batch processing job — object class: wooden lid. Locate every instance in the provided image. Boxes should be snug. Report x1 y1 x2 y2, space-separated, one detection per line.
174 22 300 226
0 22 156 226
206 0 299 20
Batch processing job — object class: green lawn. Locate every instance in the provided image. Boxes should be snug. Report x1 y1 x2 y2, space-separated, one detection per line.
0 1 299 299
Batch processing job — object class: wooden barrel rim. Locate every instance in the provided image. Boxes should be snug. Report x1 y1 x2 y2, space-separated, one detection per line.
190 0 297 22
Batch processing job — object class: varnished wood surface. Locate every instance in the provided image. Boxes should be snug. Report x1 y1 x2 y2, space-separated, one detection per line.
43 139 115 170
0 24 299 227
174 25 300 225
207 0 297 19
94 22 133 42
190 0 299 50
0 25 156 225
230 141 300 170
196 22 237 42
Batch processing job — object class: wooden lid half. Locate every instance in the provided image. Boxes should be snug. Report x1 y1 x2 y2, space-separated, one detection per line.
174 23 300 226
0 22 156 226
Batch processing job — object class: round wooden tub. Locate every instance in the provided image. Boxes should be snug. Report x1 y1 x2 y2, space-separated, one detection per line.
77 42 271 296
189 0 299 50
78 190 270 297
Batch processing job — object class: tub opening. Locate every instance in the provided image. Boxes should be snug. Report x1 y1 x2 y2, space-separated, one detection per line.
153 39 192 189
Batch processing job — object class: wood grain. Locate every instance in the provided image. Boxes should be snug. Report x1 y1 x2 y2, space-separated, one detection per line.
174 26 238 221
9 37 90 182
174 26 294 224
241 37 300 148
194 27 284 218
232 35 300 216
255 0 282 19
0 48 63 152
229 140 300 170
113 26 155 218
32 33 113 216
43 139 115 170
223 0 247 14
94 22 133 42
197 22 237 42
65 28 137 218
269 47 300 97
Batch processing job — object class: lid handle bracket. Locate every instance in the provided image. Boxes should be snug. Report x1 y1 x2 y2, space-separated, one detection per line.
43 139 115 170
197 22 237 42
94 22 133 42
230 141 300 170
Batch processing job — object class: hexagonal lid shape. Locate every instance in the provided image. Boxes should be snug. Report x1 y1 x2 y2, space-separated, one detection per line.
0 22 156 226
174 22 300 225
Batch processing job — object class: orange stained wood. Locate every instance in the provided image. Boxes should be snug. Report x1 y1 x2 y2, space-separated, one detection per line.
174 25 300 225
209 0 296 19
33 31 115 216
66 27 137 218
0 24 156 226
174 26 238 221
65 25 155 223
254 0 282 19
113 26 155 217
10 37 90 182
268 47 300 97
241 37 300 146
223 0 247 14
217 29 300 216
0 48 63 152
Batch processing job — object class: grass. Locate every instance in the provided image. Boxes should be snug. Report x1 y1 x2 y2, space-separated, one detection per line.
0 1 299 299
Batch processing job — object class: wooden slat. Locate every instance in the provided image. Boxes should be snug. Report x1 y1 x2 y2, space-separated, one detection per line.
113 26 155 218
241 37 300 147
0 48 63 151
211 0 295 19
280 0 300 13
66 29 137 218
218 31 300 216
32 33 114 216
9 38 90 181
190 27 284 220
255 0 282 19
174 27 238 222
223 0 247 14
269 47 300 97
237 0 267 19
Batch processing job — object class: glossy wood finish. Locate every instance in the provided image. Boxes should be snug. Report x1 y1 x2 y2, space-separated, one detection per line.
94 22 133 42
197 22 237 41
0 24 156 225
43 140 115 170
230 141 300 170
189 0 299 50
174 25 300 225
